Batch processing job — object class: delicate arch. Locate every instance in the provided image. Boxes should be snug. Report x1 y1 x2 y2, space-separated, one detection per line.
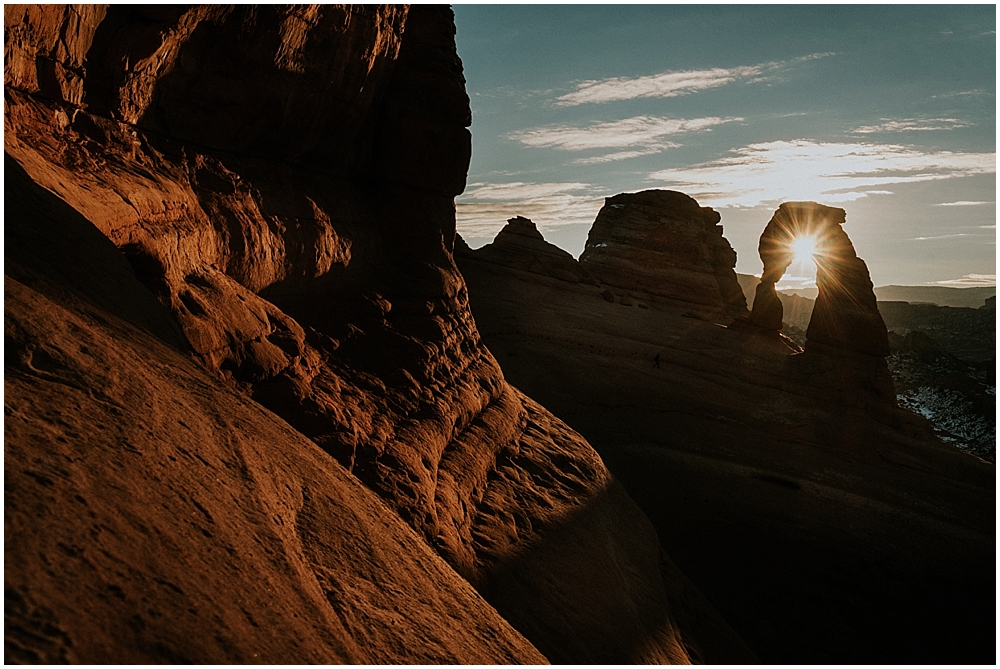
750 202 889 358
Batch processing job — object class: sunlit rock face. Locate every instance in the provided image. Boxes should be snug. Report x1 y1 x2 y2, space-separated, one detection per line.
579 190 748 320
5 4 696 663
750 202 895 410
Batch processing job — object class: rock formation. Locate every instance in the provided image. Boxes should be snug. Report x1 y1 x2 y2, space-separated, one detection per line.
579 190 748 320
458 216 595 285
5 5 708 663
748 202 895 412
456 195 995 665
5 155 544 665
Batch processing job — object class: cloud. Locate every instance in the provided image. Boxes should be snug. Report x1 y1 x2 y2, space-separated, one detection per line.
933 274 996 286
851 118 971 133
554 53 835 106
573 148 667 165
456 181 605 240
557 67 760 106
461 181 593 201
931 89 992 99
934 200 993 206
647 140 996 208
509 115 740 151
913 233 970 241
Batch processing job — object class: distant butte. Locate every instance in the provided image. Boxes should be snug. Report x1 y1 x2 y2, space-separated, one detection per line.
457 215 598 285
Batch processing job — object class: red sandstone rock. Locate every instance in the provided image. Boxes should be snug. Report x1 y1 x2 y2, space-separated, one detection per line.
5 4 697 663
579 190 748 321
4 154 546 664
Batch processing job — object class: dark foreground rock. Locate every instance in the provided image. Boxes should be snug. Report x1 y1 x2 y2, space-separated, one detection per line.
5 155 543 664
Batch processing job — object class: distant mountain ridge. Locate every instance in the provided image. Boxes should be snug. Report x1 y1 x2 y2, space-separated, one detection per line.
873 285 996 308
739 274 995 309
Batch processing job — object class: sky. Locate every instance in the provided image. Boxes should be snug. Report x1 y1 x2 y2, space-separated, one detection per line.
452 5 996 288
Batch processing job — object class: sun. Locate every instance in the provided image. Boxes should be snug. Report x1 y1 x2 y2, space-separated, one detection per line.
790 235 818 264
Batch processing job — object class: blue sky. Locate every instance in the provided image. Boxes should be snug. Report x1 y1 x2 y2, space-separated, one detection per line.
452 5 996 287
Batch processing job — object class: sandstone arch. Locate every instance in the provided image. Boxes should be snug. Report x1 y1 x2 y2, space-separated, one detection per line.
751 202 888 354
750 202 895 408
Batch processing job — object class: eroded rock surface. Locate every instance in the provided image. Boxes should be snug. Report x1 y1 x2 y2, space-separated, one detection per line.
6 5 698 664
5 151 545 665
579 190 748 320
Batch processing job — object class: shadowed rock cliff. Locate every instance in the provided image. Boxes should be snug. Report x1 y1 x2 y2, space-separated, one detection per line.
5 5 717 663
5 153 544 665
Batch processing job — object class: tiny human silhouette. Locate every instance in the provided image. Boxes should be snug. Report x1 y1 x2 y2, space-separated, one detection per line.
653 353 660 368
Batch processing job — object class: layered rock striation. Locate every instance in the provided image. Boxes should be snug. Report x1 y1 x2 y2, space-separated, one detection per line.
579 190 748 320
6 5 699 663
5 155 544 665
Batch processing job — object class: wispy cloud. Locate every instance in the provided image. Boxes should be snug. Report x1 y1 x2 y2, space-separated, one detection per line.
648 140 996 208
461 181 593 201
555 53 835 106
931 89 992 99
456 181 605 240
508 115 741 164
776 275 817 291
851 118 971 133
933 274 996 286
934 200 994 206
913 233 970 241
573 148 666 165
509 115 740 151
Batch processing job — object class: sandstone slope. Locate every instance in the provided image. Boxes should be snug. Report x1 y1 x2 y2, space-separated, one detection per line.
5 155 544 664
5 5 707 663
